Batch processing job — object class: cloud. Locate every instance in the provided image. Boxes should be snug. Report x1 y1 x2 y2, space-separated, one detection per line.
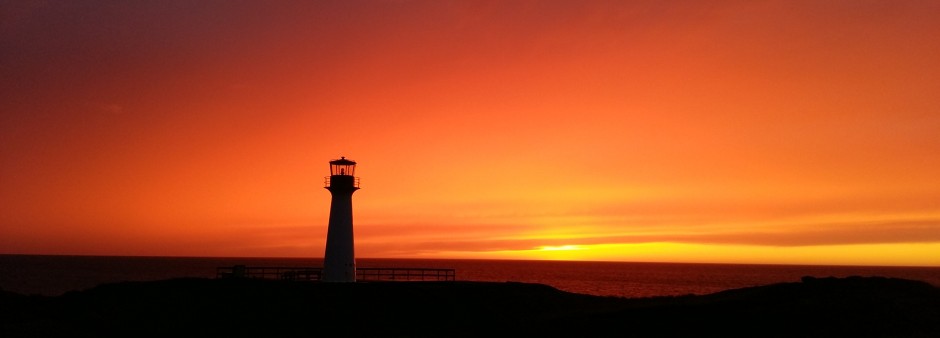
350 217 940 256
680 219 940 247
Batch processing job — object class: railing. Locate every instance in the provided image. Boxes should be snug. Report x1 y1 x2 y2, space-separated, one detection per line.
216 266 455 282
357 268 456 281
216 266 321 281
323 176 360 188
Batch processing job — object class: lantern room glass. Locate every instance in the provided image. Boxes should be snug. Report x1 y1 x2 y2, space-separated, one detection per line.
329 157 356 176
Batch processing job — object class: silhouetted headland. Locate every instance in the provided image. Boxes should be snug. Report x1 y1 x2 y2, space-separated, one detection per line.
2 276 938 337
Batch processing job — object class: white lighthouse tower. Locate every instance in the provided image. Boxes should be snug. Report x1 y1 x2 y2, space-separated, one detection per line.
322 156 360 282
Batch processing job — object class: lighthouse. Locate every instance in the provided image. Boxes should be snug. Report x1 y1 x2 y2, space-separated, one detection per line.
322 156 360 282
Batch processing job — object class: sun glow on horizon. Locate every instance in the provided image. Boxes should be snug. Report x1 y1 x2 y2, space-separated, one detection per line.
538 245 584 252
438 242 940 267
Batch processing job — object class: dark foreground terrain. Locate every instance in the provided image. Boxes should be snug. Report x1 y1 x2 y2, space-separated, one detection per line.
2 276 938 337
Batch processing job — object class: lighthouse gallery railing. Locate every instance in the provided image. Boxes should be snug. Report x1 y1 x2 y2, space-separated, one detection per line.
323 176 360 188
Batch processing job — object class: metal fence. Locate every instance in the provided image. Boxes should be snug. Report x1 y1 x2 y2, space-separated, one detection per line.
216 266 455 281
357 267 456 281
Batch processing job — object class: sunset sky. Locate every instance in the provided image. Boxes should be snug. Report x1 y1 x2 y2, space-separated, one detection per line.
2 0 939 266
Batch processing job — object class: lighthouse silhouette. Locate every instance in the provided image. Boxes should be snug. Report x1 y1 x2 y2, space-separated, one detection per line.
322 156 360 282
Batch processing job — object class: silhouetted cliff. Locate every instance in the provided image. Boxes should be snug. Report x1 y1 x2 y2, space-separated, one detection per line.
2 276 938 337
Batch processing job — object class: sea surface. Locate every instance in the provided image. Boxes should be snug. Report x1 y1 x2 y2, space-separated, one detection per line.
1 255 938 298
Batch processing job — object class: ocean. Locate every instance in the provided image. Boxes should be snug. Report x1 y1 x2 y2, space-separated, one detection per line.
1 255 938 298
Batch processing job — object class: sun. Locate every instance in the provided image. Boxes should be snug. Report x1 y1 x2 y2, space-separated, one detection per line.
538 245 583 252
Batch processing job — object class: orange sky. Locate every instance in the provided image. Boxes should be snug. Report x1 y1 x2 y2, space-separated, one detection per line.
2 0 939 266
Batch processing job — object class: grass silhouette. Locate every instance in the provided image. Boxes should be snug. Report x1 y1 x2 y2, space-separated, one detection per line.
2 276 938 337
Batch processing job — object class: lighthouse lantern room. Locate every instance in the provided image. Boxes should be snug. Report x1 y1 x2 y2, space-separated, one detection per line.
330 157 356 176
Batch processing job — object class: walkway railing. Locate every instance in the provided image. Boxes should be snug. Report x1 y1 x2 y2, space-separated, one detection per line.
216 266 455 281
216 266 322 281
357 268 456 281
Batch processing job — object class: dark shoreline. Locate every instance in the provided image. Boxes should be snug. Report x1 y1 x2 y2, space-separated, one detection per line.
2 276 939 337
